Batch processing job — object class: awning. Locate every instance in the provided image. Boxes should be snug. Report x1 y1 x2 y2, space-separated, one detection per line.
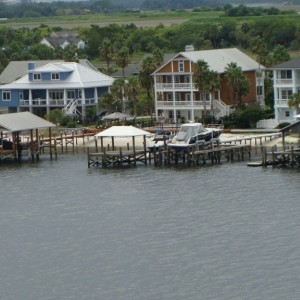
0 111 56 132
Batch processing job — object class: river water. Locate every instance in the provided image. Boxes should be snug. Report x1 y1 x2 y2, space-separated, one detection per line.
0 150 300 300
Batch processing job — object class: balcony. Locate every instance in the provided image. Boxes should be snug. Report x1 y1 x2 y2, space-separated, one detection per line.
156 83 196 90
19 98 96 107
275 79 293 85
156 100 211 109
275 99 289 107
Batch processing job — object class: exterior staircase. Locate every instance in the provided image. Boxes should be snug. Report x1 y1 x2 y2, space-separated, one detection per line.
213 99 234 119
62 99 82 118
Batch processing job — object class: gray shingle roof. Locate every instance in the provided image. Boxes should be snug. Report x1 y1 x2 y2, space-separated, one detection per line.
271 57 300 69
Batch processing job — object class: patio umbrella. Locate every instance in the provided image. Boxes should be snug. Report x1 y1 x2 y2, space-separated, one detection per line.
102 112 133 121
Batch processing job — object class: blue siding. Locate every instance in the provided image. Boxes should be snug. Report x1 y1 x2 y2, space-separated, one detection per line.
0 89 19 107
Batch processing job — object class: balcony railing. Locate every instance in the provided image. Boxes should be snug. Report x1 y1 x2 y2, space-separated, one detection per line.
156 100 211 108
275 99 289 106
19 98 96 107
275 79 293 85
156 83 196 90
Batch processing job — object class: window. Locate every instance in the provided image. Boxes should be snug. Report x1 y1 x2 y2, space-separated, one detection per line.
285 111 290 117
178 60 184 72
175 93 181 101
33 73 41 81
51 73 60 80
179 60 184 72
19 91 23 100
49 90 64 100
281 89 292 99
185 93 191 101
167 93 173 101
184 75 190 83
175 75 180 83
67 90 75 99
2 90 11 101
166 75 172 83
280 70 292 79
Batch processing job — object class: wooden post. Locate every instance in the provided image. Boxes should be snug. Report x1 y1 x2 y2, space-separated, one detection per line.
132 136 136 166
143 135 147 165
94 137 98 152
49 127 53 160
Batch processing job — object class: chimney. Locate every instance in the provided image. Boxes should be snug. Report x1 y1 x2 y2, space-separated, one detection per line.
28 62 35 71
185 45 194 52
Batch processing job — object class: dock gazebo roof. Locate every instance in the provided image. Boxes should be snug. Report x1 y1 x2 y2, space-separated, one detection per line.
0 111 56 132
95 125 151 138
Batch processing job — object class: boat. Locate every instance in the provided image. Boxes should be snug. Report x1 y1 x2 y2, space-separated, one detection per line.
167 122 223 152
147 129 174 152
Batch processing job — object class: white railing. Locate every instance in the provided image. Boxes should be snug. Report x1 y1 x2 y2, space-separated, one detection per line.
214 99 232 118
156 100 211 108
19 98 96 107
275 99 289 106
275 79 293 85
156 83 196 90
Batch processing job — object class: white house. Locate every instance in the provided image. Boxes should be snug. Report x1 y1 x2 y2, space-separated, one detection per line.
272 57 300 124
0 62 114 120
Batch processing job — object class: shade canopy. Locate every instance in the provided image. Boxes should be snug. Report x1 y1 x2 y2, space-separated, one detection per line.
293 114 300 119
102 112 133 120
95 126 151 138
0 111 56 132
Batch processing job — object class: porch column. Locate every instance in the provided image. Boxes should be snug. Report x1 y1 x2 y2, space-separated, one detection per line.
46 90 50 116
29 89 33 113
81 89 86 122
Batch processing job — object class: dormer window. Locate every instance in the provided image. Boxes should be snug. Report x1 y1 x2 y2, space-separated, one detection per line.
51 73 60 80
33 73 41 81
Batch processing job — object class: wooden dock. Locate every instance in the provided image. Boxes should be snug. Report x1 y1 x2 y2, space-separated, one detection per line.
248 145 300 167
87 148 148 167
151 144 252 166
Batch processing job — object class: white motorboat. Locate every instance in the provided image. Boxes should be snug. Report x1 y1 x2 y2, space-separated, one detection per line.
167 122 222 152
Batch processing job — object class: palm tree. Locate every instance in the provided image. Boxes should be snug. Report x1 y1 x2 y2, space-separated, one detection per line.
125 77 141 116
288 92 300 115
194 60 211 122
115 46 130 78
111 79 126 113
139 56 157 115
225 62 249 108
207 70 221 119
99 37 114 72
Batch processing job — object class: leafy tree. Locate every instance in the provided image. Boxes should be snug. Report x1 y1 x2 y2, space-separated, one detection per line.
288 93 300 115
47 108 64 124
270 45 290 66
225 62 249 108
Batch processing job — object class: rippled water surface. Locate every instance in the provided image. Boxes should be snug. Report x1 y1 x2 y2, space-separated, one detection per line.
0 151 300 300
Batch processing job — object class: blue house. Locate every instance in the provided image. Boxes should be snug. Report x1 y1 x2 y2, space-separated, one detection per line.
0 61 114 120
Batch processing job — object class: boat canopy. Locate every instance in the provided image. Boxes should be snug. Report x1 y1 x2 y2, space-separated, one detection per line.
176 123 207 142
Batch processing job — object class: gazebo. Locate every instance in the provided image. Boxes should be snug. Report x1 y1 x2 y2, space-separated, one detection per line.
88 125 151 167
0 111 56 161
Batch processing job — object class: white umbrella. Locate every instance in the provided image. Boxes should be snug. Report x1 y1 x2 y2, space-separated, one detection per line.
102 112 133 121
